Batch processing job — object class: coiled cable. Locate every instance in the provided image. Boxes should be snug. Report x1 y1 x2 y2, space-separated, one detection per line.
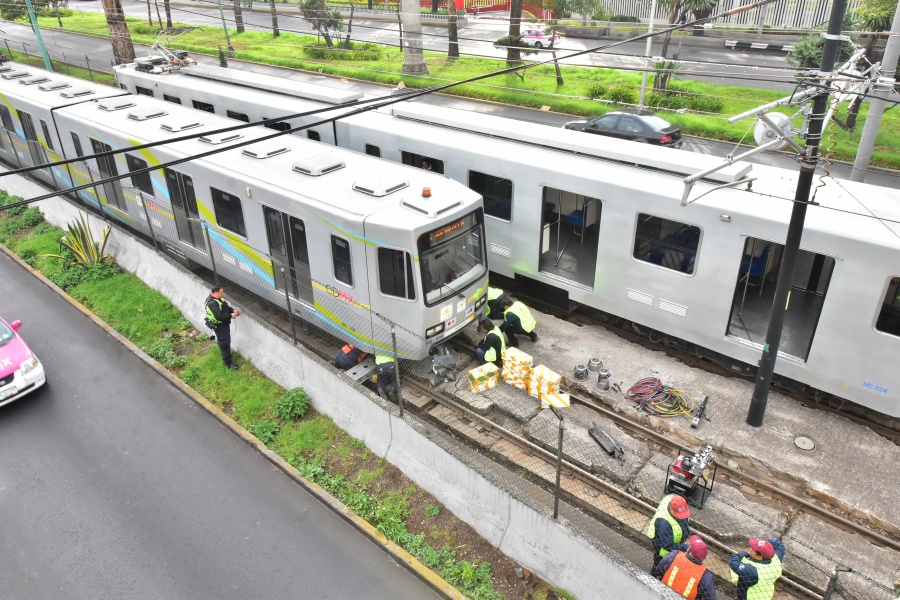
626 377 696 418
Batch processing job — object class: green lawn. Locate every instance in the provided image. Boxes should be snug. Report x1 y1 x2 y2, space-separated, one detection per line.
31 11 900 168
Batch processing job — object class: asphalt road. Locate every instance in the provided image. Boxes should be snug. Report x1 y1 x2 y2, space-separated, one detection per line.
0 251 440 600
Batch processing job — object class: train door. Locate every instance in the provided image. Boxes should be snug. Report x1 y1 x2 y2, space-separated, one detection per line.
0 105 21 167
164 168 204 249
538 186 600 290
16 110 47 169
727 236 835 361
89 138 128 212
263 206 314 306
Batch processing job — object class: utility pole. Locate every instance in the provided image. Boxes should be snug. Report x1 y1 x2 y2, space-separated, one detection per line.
746 0 848 427
638 0 657 107
216 0 235 57
850 0 900 182
101 0 136 65
23 0 53 72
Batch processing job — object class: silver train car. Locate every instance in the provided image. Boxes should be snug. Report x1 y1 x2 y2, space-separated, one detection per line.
114 61 900 417
0 63 489 360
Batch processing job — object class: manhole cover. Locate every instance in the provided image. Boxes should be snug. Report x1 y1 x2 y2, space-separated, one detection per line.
793 435 816 451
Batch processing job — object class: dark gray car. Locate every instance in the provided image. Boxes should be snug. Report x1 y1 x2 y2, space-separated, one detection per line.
563 109 683 148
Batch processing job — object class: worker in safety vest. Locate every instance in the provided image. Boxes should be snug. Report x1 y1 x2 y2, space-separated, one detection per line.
474 318 505 369
652 535 716 599
729 538 785 600
645 494 691 570
499 297 538 347
486 287 508 319
335 344 367 370
374 353 398 402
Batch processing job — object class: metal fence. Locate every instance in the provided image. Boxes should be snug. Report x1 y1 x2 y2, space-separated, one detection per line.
593 0 863 29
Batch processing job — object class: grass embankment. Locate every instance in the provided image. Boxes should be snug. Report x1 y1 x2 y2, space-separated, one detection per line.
34 10 900 169
0 193 574 600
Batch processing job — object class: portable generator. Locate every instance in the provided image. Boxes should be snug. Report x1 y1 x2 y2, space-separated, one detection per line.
664 444 717 509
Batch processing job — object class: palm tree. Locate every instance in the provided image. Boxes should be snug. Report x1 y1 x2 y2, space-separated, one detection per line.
658 0 716 58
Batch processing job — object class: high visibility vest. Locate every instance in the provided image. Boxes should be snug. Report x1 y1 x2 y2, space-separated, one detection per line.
644 494 685 558
504 301 536 333
487 287 504 301
664 552 707 599
482 326 506 363
730 555 783 600
205 297 225 324
375 354 395 365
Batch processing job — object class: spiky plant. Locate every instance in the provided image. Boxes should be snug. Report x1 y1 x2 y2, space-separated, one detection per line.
43 213 113 268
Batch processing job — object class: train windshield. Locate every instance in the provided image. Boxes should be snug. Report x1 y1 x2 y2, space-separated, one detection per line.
418 209 486 306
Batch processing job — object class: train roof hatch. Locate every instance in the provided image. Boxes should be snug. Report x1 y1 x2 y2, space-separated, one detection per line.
128 107 168 121
60 87 95 98
38 81 70 92
161 117 203 132
353 173 408 197
98 98 136 112
180 64 364 105
292 154 345 176
19 75 50 86
242 140 290 159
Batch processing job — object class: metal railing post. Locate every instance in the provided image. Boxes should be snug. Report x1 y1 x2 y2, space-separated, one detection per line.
550 405 564 519
280 267 297 344
201 221 219 285
85 55 94 81
391 326 403 418
138 193 159 250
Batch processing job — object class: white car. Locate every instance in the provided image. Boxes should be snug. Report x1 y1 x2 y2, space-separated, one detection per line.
520 29 561 49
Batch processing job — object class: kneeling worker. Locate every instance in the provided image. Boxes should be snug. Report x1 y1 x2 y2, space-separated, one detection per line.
486 286 508 319
500 297 538 347
374 353 398 402
475 318 505 370
335 344 367 370
652 535 716 600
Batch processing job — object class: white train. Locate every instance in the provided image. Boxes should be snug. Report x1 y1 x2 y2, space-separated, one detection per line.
0 63 489 360
111 60 900 418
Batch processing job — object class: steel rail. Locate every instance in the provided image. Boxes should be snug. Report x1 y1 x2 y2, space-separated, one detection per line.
569 392 900 553
405 378 823 599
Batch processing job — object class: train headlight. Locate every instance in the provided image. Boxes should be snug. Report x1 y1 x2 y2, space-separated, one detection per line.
425 323 445 339
475 295 486 310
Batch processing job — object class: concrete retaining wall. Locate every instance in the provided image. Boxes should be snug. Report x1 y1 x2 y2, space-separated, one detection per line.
6 175 674 600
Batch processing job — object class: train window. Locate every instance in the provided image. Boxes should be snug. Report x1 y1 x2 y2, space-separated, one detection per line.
40 119 54 151
90 137 127 211
307 130 321 141
126 154 154 196
876 277 900 338
289 217 310 266
378 248 415 300
331 236 353 286
71 132 84 157
0 105 14 132
192 100 215 113
401 151 444 174
210 187 247 237
633 213 701 275
468 171 512 221
135 86 154 97
163 94 182 105
227 110 250 122
418 210 486 306
263 119 291 132
365 144 381 158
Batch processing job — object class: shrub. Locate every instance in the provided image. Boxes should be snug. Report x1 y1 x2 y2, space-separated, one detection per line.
274 387 312 421
42 213 113 269
251 420 280 445
182 365 201 387
612 14 638 22
605 85 636 105
18 207 44 227
686 94 724 113
586 82 606 100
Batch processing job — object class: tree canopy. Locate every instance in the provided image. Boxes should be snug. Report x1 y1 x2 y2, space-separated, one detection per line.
855 0 898 31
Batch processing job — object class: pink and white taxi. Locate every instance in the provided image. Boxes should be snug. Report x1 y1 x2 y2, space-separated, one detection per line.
0 317 46 408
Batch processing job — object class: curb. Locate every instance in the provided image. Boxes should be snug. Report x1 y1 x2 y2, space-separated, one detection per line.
0 242 468 600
